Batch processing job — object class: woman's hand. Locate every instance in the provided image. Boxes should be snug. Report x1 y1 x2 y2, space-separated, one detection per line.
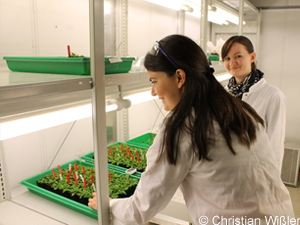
88 192 112 210
88 192 97 210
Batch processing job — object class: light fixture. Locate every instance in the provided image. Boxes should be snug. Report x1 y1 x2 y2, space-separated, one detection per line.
215 7 246 25
0 103 119 141
181 4 194 12
106 104 118 112
143 0 229 25
104 1 111 14
0 88 160 141
0 104 91 141
143 0 185 11
124 91 158 106
208 11 229 25
143 0 245 25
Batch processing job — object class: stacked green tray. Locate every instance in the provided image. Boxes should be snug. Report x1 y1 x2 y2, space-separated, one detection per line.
126 132 156 148
207 54 219 61
3 56 135 75
81 142 148 177
20 159 140 220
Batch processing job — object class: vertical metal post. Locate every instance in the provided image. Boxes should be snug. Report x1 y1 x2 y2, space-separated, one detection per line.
238 0 244 35
121 0 128 56
179 10 185 35
115 0 128 57
200 0 208 54
89 0 110 224
256 9 261 67
116 86 129 142
0 143 10 203
119 0 130 141
30 0 39 56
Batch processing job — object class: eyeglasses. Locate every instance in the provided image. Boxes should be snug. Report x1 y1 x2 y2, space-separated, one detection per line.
151 41 179 70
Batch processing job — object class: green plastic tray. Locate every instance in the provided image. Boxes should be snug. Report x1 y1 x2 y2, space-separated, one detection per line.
81 142 148 177
207 54 219 61
104 57 135 74
3 56 135 75
126 133 156 148
20 159 140 220
82 152 136 177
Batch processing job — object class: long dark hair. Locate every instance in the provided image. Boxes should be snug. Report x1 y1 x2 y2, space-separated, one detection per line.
221 35 257 70
144 34 264 165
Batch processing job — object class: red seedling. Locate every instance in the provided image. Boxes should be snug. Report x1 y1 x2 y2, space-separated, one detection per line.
74 174 78 185
84 177 87 188
52 168 56 178
57 165 64 175
69 166 73 176
67 174 71 184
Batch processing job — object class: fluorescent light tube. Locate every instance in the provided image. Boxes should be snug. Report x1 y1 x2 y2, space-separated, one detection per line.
143 0 184 11
208 11 229 25
104 1 111 14
0 103 118 141
124 91 158 106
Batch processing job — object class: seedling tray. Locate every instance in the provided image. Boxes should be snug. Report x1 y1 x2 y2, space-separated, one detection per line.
126 133 156 148
3 56 135 75
82 153 130 175
81 142 148 177
20 159 139 220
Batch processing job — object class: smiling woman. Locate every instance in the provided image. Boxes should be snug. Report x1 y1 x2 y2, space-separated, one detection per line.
221 35 286 172
222 42 256 83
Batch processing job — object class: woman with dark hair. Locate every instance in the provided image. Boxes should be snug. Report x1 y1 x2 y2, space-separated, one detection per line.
89 34 294 225
221 35 286 171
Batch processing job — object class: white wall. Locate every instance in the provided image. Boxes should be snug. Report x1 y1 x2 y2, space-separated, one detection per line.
127 0 209 58
127 0 179 57
259 8 300 146
0 0 90 60
183 14 201 45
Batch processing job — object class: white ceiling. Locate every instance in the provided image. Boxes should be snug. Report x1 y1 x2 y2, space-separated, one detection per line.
219 0 300 15
225 0 300 9
247 0 300 8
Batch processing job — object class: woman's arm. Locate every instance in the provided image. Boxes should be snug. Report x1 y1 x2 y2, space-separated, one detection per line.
265 91 286 171
109 126 191 225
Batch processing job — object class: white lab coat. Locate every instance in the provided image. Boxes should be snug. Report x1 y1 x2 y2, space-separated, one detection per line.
110 120 294 225
225 78 286 171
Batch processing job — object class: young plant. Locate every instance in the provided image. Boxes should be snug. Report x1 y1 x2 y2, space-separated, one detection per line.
107 143 148 172
35 162 139 205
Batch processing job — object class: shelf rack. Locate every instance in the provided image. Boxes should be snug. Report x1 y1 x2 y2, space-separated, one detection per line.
0 68 151 121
